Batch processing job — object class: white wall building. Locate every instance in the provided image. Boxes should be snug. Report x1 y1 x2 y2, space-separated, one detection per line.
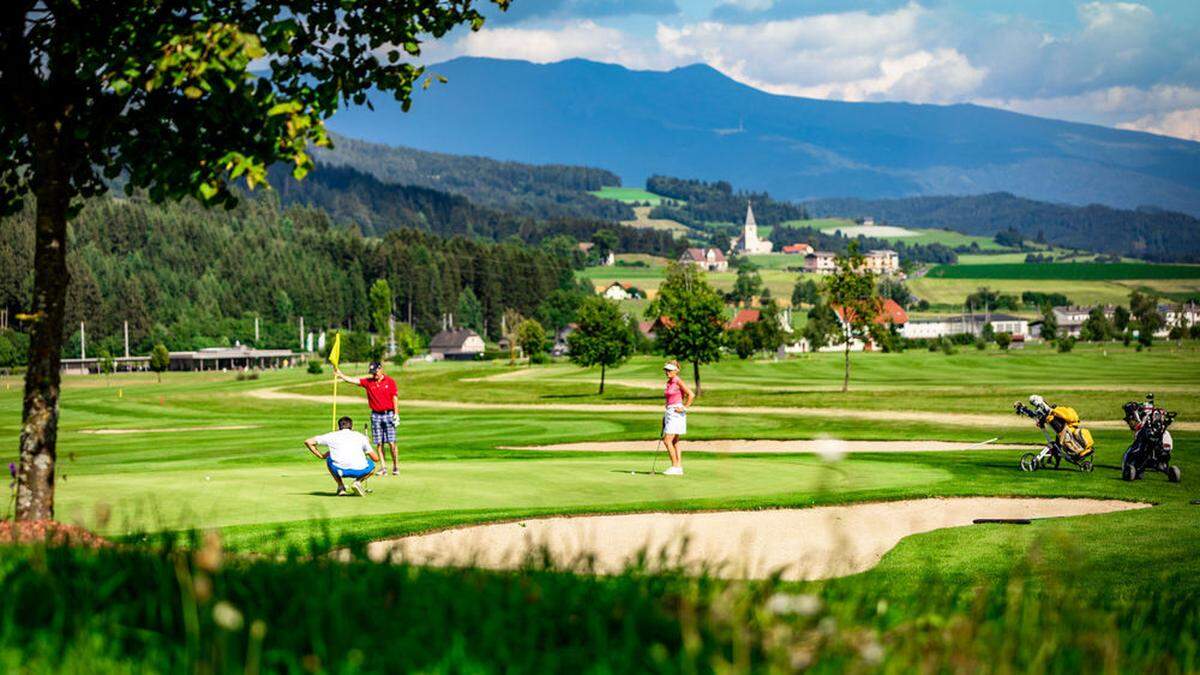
900 313 1029 340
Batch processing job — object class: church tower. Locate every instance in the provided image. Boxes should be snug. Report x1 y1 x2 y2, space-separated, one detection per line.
743 201 759 251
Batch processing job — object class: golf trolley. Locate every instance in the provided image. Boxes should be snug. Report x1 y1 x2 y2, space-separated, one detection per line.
1121 394 1182 483
1013 401 1094 473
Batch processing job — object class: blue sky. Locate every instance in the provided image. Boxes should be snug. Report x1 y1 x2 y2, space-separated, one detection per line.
414 1 1200 140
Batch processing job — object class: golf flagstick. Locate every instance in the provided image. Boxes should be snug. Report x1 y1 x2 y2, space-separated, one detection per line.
328 331 342 430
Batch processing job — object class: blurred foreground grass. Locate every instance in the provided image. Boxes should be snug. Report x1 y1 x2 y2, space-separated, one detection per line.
0 531 1196 674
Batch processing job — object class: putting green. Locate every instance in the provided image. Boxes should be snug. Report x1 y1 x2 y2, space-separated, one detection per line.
56 455 950 538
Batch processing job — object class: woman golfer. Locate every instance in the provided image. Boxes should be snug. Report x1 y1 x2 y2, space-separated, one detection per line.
661 360 694 476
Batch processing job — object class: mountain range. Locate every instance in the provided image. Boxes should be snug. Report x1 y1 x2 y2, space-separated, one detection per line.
327 57 1200 217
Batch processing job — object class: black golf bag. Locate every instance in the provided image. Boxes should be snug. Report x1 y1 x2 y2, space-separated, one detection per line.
1121 396 1181 483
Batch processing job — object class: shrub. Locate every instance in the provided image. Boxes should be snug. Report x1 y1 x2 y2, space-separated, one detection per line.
974 338 986 350
995 332 1013 350
1057 337 1076 353
940 338 956 355
306 360 323 375
529 351 550 365
234 370 260 381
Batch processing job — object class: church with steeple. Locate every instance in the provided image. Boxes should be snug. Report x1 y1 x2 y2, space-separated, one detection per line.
732 201 773 254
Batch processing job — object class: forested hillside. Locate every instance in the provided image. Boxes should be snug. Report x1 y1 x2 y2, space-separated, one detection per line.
267 162 679 257
0 194 583 360
646 175 807 226
805 193 1200 262
314 135 634 221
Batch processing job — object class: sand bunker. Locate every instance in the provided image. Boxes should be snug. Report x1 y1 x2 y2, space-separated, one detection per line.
370 498 1148 581
79 424 258 435
507 439 1033 454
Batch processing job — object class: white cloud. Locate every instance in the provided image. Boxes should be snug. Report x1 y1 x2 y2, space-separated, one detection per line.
980 84 1200 132
1119 108 1200 141
453 20 667 69
656 3 983 102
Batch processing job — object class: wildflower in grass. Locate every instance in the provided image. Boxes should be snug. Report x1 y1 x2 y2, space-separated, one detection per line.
212 601 244 631
765 592 822 616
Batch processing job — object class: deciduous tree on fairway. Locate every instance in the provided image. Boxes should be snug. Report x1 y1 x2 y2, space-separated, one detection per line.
646 264 725 394
0 0 506 520
515 319 546 364
149 344 170 383
826 244 878 392
568 297 634 393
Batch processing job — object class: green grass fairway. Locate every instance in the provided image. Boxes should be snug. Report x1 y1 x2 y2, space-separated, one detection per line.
927 261 1200 280
3 345 1199 671
590 186 665 205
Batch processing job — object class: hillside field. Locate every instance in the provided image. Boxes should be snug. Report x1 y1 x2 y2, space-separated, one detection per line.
590 186 665 205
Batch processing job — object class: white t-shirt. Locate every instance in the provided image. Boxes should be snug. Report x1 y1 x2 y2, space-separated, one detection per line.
314 429 373 470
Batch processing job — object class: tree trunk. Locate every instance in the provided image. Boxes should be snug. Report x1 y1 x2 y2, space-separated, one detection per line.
692 360 701 396
842 330 850 393
16 182 70 521
599 363 605 394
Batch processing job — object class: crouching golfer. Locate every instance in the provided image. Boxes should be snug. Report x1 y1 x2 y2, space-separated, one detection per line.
661 360 695 476
305 416 379 496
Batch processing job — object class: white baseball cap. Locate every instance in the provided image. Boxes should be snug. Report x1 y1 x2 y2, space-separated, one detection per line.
663 362 679 372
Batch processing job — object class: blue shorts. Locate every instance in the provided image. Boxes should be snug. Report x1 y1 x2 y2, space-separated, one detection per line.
370 411 397 444
326 456 375 479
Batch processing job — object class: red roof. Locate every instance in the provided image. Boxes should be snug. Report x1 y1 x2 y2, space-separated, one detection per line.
726 309 761 330
782 243 813 254
831 298 908 326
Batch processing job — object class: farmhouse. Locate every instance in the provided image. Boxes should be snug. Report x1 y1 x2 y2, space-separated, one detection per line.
602 282 640 300
827 298 908 351
804 251 837 274
679 247 728 272
731 202 773 254
429 328 485 360
782 243 814 255
1159 302 1199 336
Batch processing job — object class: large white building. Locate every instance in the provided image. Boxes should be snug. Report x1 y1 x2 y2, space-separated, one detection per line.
864 249 900 275
732 202 773 254
901 313 1030 340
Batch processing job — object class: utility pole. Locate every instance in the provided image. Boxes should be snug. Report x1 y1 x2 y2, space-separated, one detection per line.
123 320 130 358
254 316 260 343
299 316 304 352
80 322 86 361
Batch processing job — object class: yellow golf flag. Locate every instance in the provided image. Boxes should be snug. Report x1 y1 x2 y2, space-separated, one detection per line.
328 332 342 368
329 331 342 430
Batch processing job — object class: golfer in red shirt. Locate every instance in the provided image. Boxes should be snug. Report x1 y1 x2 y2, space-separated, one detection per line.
334 361 401 475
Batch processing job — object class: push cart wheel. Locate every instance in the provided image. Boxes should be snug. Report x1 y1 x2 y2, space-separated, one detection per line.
1122 463 1137 481
1080 460 1094 473
1167 466 1182 483
1020 453 1039 472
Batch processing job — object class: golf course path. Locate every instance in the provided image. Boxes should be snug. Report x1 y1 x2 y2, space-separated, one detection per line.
504 439 1035 454
248 387 1198 430
369 498 1149 581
